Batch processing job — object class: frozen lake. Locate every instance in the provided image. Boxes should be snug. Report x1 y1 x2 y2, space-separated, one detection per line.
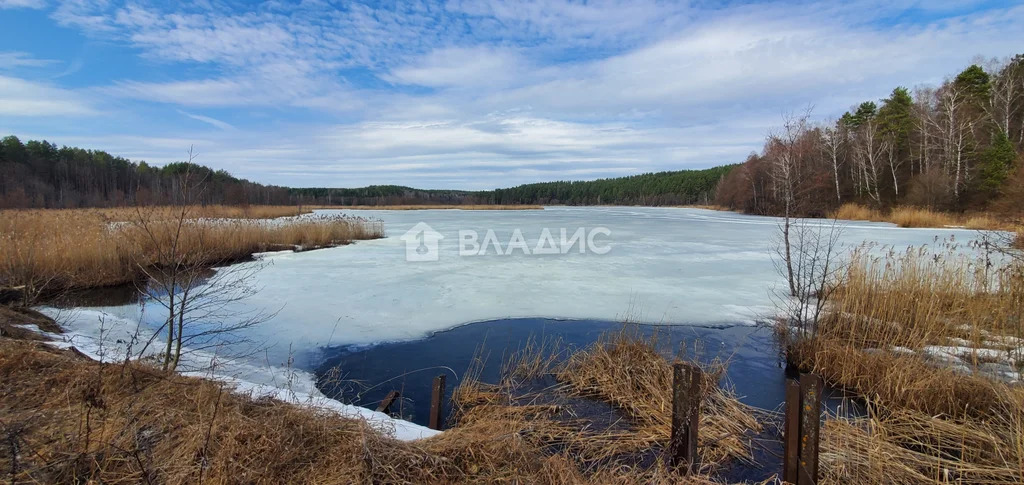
46 206 982 390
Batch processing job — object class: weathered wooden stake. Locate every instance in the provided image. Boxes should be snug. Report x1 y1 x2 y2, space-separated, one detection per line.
669 362 701 473
797 373 822 485
428 374 446 430
782 378 801 484
376 390 400 414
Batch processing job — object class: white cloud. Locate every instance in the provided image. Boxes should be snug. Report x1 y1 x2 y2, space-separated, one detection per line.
110 78 265 106
0 0 45 9
0 75 96 116
386 47 530 89
178 110 234 131
0 52 56 69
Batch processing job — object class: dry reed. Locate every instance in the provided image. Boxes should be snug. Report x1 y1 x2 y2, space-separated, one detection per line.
0 336 762 484
450 328 766 480
781 240 1024 483
557 329 764 471
830 203 1019 231
831 203 885 222
0 206 384 295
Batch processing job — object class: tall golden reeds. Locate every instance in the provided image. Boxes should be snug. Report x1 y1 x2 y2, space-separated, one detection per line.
782 240 1024 483
0 206 384 296
830 203 1019 231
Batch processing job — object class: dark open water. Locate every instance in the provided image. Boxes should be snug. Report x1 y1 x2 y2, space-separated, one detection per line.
315 318 858 425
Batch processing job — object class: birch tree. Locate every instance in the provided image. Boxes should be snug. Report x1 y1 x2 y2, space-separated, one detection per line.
820 120 845 203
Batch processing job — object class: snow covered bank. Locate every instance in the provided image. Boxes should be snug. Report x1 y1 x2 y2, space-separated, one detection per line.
31 308 440 441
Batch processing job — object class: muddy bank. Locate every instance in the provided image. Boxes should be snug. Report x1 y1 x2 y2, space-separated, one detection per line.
0 305 61 339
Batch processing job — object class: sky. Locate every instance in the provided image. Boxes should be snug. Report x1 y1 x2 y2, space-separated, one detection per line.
1 0 1022 189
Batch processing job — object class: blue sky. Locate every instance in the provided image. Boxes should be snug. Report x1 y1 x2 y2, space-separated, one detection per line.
1 0 1022 189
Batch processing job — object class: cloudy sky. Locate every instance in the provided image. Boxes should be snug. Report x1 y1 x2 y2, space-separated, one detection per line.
1 0 1022 189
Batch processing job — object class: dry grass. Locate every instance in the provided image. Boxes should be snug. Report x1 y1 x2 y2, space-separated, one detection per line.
451 328 766 481
830 203 1019 231
312 204 544 210
888 206 959 228
816 246 1023 362
0 335 760 484
831 203 885 222
821 404 1024 485
0 206 384 296
780 242 1024 483
557 329 764 471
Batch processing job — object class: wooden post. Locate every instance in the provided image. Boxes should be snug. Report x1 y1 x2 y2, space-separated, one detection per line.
782 379 801 484
376 390 400 414
797 373 822 485
669 362 701 473
429 374 446 430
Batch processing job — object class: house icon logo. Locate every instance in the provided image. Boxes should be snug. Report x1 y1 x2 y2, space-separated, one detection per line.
400 222 444 262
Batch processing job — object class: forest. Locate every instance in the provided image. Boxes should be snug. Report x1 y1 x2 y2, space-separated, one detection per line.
0 137 291 208
487 166 733 205
714 55 1024 217
289 166 733 206
1 137 734 209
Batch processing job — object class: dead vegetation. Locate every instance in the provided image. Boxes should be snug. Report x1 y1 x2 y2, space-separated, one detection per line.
831 202 1018 230
451 329 768 482
0 206 384 299
0 305 61 340
557 330 764 470
779 240 1024 484
0 329 767 484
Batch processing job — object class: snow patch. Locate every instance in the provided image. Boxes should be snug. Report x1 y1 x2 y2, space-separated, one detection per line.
33 308 440 442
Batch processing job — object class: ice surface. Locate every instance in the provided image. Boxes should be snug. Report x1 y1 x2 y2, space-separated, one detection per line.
44 207 986 421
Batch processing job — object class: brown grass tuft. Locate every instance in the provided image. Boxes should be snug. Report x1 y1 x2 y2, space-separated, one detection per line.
831 203 884 222
448 327 766 480
557 329 764 471
887 206 956 228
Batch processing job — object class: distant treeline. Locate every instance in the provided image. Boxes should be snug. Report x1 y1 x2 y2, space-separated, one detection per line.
0 136 291 208
289 167 734 206
0 135 735 209
288 185 480 206
489 167 734 205
715 55 1024 216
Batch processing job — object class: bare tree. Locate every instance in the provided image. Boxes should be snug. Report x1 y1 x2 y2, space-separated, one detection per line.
131 149 272 372
773 218 846 339
820 120 845 203
985 57 1022 139
886 138 905 197
852 118 888 204
926 84 977 200
912 87 936 177
767 112 813 296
